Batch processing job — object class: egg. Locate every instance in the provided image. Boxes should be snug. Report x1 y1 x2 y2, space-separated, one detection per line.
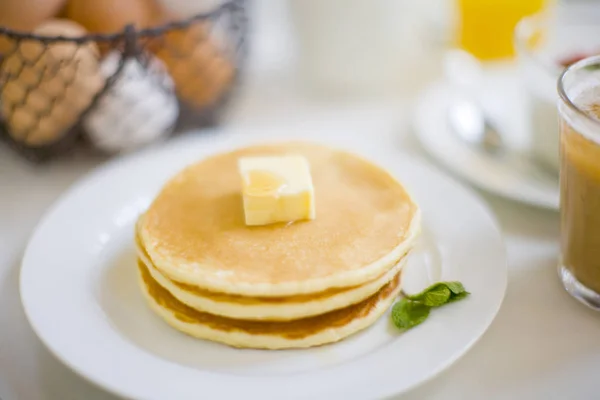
83 51 179 153
66 0 156 34
0 0 66 52
154 22 235 109
0 19 105 147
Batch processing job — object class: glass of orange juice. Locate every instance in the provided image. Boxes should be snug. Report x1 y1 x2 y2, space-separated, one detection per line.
457 0 549 60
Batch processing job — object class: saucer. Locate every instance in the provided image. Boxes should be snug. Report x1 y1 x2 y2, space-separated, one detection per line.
414 70 560 210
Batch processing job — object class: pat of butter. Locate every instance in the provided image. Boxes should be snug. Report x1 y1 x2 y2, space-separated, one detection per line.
238 155 316 226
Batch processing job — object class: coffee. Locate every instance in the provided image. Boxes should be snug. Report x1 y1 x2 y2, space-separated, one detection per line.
556 54 600 309
560 98 600 293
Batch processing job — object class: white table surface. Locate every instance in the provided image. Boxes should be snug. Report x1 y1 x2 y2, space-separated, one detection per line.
3 2 600 400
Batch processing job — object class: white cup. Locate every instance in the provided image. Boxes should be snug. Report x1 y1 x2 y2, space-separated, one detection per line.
288 0 449 97
515 11 600 172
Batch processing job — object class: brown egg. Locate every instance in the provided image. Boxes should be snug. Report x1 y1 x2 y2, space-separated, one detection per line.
66 0 155 34
154 22 235 109
0 19 105 146
0 0 67 52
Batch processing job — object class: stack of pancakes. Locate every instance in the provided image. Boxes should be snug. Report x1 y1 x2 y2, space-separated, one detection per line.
136 143 421 349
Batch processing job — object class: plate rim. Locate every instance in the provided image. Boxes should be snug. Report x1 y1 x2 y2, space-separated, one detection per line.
20 130 508 400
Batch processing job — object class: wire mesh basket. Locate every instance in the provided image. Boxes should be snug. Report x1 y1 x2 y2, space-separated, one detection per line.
0 0 247 162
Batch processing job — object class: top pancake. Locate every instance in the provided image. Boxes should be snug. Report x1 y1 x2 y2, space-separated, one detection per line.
138 142 420 297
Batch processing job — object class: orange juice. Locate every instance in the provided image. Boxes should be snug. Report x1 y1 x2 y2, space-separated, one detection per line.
457 0 547 60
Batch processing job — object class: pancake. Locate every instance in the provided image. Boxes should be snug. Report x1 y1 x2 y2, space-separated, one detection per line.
135 227 411 320
138 142 421 297
138 243 408 320
138 262 402 349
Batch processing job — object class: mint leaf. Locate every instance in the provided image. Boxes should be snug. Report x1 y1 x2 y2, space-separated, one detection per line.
391 299 430 331
392 281 470 332
444 281 466 295
448 291 470 303
422 285 451 307
405 282 444 302
405 281 467 306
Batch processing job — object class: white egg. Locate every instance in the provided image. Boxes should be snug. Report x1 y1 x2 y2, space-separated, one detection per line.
83 51 179 153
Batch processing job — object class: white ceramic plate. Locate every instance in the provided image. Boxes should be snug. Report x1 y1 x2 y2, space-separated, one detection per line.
414 76 560 210
20 129 507 400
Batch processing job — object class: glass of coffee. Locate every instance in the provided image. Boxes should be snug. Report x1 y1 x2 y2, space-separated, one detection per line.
558 55 600 309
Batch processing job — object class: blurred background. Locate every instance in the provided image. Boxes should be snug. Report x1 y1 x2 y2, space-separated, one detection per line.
3 0 597 235
1 0 595 184
0 0 594 165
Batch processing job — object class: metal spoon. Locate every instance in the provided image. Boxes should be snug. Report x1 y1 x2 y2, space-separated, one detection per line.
447 100 557 181
444 50 557 180
447 98 505 155
444 50 505 155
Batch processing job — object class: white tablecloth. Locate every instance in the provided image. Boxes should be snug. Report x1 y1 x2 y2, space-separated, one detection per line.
2 2 600 399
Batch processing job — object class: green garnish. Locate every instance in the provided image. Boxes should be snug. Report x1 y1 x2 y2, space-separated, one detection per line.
447 290 469 303
391 299 430 331
391 281 470 331
410 284 451 307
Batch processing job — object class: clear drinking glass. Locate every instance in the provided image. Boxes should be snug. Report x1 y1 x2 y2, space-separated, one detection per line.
458 0 548 60
558 55 600 309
